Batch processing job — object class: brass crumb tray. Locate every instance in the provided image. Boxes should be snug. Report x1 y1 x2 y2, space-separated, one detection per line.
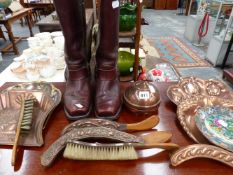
167 77 233 167
0 82 62 147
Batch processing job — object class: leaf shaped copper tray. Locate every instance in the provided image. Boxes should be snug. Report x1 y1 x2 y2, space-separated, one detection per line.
167 77 233 167
0 82 62 147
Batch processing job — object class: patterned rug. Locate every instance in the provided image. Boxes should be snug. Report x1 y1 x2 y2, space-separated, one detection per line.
151 37 210 68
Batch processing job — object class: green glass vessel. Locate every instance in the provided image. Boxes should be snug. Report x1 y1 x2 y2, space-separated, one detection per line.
0 0 12 8
118 51 135 76
119 3 137 32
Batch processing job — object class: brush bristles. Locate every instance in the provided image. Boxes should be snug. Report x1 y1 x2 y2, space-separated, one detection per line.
63 142 138 160
21 99 34 132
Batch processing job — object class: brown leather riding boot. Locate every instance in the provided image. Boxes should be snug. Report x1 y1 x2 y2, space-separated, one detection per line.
95 0 121 120
53 0 91 120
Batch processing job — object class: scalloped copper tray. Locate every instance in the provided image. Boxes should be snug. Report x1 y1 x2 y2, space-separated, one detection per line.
167 77 233 105
167 77 233 167
177 96 233 144
0 82 62 147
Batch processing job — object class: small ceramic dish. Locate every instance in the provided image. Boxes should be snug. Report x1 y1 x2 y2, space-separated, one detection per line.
51 31 63 38
35 32 51 40
147 63 180 82
195 106 233 152
10 62 26 80
13 55 25 62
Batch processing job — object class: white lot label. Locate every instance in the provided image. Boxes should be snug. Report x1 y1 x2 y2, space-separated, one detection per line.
139 91 150 100
112 0 119 9
75 103 83 109
130 67 133 72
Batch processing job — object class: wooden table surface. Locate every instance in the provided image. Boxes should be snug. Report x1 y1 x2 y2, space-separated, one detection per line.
0 82 232 174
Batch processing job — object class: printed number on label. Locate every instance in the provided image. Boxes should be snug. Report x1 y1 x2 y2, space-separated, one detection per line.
139 91 150 100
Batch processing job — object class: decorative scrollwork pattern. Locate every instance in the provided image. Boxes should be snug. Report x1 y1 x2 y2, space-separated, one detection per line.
167 77 233 105
171 144 233 167
61 118 121 135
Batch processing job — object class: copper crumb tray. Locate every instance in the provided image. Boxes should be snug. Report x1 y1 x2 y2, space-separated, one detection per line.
167 76 233 106
177 96 233 143
167 77 233 167
0 82 62 147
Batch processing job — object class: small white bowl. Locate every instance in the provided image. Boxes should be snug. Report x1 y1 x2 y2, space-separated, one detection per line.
27 37 40 48
39 65 56 78
53 36 64 50
35 32 51 40
51 31 63 38
13 55 25 62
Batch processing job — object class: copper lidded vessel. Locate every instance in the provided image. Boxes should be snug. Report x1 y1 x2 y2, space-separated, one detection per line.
124 81 160 113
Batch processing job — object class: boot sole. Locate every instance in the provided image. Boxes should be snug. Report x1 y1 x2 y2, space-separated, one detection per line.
64 104 92 121
95 104 122 121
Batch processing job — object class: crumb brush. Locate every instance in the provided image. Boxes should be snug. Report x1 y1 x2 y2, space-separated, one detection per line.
41 127 178 167
61 115 160 135
63 140 179 160
11 96 35 166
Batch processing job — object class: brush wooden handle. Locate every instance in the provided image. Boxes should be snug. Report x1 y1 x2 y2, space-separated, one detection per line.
141 131 172 144
61 115 160 136
11 99 25 166
137 142 179 150
126 115 160 131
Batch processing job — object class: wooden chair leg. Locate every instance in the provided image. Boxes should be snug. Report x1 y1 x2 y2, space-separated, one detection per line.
24 17 28 25
33 12 38 22
20 18 24 27
0 26 6 41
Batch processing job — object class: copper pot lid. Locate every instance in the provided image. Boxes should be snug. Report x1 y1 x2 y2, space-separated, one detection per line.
124 81 160 110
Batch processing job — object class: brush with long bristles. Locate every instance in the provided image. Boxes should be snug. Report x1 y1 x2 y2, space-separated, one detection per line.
63 140 179 160
41 127 178 167
11 94 35 166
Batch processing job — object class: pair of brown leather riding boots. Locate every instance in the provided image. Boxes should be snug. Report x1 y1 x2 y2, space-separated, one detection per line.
53 0 121 120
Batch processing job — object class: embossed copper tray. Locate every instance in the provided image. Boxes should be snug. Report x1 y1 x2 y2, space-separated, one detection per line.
167 77 233 167
0 82 62 147
167 76 233 106
195 106 233 152
177 96 233 144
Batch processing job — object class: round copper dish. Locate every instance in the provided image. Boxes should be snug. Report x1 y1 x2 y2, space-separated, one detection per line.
123 81 160 113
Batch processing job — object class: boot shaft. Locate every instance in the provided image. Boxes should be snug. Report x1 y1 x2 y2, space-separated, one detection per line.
53 0 87 66
96 0 120 69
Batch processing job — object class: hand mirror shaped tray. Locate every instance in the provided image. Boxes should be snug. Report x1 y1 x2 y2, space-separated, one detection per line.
167 77 233 167
0 82 62 146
